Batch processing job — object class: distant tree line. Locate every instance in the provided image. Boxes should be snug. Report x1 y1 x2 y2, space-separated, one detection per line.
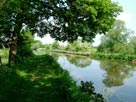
97 20 136 55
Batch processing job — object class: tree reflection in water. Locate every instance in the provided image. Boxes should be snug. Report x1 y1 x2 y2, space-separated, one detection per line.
66 55 92 68
100 59 136 87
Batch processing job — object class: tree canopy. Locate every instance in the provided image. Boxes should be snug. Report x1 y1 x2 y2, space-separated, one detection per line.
0 0 122 64
0 0 6 8
129 36 136 54
0 0 122 42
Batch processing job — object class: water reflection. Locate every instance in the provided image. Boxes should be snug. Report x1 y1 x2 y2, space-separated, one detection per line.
100 59 136 87
66 55 92 68
53 53 136 102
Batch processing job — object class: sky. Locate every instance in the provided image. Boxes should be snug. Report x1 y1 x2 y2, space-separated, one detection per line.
35 0 136 46
114 0 136 33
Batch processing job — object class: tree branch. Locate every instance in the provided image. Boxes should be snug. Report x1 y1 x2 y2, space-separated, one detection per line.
40 0 53 10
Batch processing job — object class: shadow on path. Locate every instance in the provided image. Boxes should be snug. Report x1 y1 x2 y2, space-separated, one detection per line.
0 55 63 102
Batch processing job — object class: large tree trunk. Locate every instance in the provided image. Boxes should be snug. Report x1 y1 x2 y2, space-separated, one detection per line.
8 36 17 66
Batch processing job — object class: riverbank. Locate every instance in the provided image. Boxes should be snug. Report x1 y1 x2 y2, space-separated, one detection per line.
93 52 136 61
51 50 136 62
0 54 104 102
51 50 91 56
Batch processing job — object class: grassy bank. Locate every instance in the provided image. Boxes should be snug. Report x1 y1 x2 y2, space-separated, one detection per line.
93 52 136 61
0 54 104 102
0 55 62 102
50 50 136 61
0 49 9 64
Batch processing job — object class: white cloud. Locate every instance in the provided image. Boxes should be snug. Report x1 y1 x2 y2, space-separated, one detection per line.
92 34 102 46
34 34 54 44
117 12 136 33
116 12 132 23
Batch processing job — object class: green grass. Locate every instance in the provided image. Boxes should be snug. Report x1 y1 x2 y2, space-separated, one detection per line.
0 54 63 102
93 52 136 61
0 49 9 64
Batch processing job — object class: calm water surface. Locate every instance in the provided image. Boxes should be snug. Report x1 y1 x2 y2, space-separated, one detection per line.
55 54 136 102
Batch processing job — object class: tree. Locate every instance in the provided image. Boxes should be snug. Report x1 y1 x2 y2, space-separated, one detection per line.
51 41 60 50
65 38 93 52
31 40 43 50
113 43 134 54
98 20 134 54
0 0 122 65
14 29 34 63
129 36 136 54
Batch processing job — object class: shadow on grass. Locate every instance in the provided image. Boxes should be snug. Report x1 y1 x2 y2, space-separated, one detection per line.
0 55 63 102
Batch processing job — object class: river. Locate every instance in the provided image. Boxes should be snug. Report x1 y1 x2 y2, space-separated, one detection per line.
53 53 136 102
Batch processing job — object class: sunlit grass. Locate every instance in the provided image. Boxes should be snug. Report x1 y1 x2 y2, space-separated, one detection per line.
1 57 8 64
0 54 64 102
0 49 9 64
32 48 47 55
0 49 9 57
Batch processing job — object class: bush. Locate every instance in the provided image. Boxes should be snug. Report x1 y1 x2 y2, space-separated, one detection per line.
16 29 34 63
58 69 104 102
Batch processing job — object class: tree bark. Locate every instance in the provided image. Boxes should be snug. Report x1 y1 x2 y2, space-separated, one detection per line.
8 36 17 66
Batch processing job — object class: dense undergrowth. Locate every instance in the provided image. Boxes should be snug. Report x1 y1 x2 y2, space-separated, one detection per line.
0 54 104 102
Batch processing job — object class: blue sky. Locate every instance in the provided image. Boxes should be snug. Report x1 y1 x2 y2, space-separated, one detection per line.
35 0 136 46
113 0 136 33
